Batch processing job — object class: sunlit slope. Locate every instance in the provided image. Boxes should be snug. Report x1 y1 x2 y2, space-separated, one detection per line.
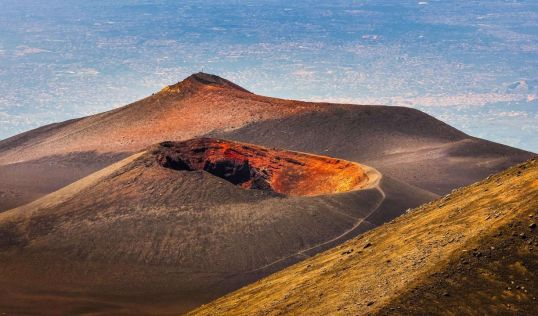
0 73 323 163
190 158 538 316
0 139 435 315
0 73 329 210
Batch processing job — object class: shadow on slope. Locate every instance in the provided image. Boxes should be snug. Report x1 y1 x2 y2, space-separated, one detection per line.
0 151 129 212
215 107 534 194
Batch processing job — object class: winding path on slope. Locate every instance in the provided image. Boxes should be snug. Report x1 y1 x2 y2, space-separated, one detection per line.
247 165 385 274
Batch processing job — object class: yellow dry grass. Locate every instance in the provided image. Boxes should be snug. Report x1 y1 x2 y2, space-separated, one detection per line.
189 159 538 315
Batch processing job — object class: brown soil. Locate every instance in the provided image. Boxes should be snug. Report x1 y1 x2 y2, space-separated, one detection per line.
0 73 534 314
0 139 432 315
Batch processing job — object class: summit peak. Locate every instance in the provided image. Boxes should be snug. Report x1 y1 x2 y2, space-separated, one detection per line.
167 72 251 94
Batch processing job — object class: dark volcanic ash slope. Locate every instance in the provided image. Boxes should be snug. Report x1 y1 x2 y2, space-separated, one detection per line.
0 73 533 210
0 139 434 315
215 107 534 195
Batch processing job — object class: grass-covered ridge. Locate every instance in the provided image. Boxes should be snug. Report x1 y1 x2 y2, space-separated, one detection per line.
190 158 538 315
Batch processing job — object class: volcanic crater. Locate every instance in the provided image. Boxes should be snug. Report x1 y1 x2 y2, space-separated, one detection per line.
155 138 369 196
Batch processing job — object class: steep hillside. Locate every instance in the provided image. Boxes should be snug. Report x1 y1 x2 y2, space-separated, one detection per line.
0 73 328 210
190 158 538 315
0 73 533 210
0 73 321 162
0 139 435 315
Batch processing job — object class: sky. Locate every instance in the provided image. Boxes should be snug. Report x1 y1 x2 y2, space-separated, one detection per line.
0 0 536 152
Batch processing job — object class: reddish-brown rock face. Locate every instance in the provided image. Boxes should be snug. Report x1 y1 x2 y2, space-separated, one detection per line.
155 138 369 196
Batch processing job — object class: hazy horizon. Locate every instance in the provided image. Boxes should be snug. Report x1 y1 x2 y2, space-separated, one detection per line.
0 0 537 151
